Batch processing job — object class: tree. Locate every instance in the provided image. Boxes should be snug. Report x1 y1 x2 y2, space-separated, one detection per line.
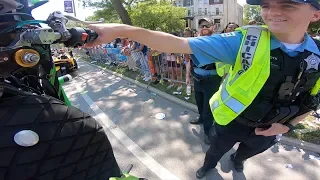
66 21 87 28
129 1 186 32
110 0 132 24
309 21 320 35
85 2 121 23
243 4 263 25
79 0 155 25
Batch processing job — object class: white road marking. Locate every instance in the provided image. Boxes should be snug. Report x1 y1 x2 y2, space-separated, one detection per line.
76 85 180 180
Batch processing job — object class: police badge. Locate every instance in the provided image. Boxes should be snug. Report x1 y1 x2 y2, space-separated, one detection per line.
304 53 320 71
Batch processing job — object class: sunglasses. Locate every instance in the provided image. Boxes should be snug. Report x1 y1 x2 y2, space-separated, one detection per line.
199 24 211 28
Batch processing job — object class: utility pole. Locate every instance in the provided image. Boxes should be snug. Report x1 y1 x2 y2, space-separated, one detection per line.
72 0 77 17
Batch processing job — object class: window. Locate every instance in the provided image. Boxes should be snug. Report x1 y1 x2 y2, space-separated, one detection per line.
214 19 221 23
188 9 191 16
183 0 194 6
204 8 207 15
198 0 202 3
209 0 223 5
198 8 202 15
216 7 219 15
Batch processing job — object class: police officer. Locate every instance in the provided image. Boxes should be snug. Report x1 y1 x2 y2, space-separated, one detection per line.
85 0 320 178
186 18 222 144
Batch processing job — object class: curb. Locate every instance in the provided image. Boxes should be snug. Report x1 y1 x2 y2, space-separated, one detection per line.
81 60 320 154
280 136 320 153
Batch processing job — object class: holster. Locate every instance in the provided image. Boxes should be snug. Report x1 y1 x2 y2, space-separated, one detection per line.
254 105 300 128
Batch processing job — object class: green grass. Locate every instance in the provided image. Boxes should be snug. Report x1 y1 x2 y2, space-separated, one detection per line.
286 129 320 145
285 120 320 144
82 58 320 145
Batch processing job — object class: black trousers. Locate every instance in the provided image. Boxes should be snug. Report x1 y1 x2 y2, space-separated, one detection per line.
193 75 221 135
202 120 277 170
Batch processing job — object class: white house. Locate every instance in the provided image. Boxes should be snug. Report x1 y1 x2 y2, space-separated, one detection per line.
173 0 243 32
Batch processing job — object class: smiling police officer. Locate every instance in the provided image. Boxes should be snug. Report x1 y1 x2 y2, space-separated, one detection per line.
85 0 320 178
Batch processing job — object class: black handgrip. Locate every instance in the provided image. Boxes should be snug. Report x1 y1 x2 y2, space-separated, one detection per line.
64 27 98 47
85 29 98 43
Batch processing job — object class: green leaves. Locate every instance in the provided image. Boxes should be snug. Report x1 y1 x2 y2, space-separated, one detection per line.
80 0 186 32
130 2 186 32
243 4 263 25
308 21 320 35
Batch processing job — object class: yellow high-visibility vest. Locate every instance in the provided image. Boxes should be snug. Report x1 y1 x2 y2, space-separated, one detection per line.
311 78 320 95
209 26 271 125
216 62 232 77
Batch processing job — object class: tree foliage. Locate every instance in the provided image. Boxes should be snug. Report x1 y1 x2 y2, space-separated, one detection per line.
83 0 186 32
66 20 88 28
129 1 186 32
79 0 155 24
243 4 263 25
85 1 121 23
110 0 132 25
308 21 320 34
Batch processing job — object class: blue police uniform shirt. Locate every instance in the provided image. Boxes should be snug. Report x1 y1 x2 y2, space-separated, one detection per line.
188 31 320 68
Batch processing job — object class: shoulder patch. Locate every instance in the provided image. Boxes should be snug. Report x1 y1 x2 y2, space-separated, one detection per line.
220 32 236 37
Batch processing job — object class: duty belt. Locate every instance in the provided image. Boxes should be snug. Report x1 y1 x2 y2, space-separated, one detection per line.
199 63 216 70
236 105 300 128
192 71 217 82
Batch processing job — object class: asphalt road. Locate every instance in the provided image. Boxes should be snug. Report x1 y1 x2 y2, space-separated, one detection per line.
63 60 320 180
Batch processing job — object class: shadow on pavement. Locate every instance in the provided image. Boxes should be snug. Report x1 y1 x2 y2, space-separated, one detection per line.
205 169 224 180
65 60 320 180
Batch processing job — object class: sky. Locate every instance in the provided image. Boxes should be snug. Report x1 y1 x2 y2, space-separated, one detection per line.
32 0 247 21
32 0 94 20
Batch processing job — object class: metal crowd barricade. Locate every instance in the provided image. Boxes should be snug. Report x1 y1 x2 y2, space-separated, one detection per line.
74 46 191 88
131 51 149 76
152 53 188 87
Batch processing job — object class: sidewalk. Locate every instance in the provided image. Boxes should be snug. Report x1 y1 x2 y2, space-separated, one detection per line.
63 60 320 180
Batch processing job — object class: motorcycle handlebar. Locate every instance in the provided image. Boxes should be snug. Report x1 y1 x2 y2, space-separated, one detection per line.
63 27 98 47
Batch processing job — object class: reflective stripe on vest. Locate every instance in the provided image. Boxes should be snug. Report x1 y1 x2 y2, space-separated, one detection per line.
216 62 232 77
209 26 271 125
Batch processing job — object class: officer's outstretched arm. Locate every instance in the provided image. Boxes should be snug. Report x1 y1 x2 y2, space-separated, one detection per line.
85 24 192 54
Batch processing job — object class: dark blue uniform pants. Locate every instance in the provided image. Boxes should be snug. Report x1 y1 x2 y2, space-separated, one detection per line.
193 75 221 135
202 120 277 170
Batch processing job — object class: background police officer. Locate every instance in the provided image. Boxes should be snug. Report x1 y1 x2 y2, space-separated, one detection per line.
186 18 222 144
85 0 320 178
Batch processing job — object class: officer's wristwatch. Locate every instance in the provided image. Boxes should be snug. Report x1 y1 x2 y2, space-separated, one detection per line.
284 123 296 133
